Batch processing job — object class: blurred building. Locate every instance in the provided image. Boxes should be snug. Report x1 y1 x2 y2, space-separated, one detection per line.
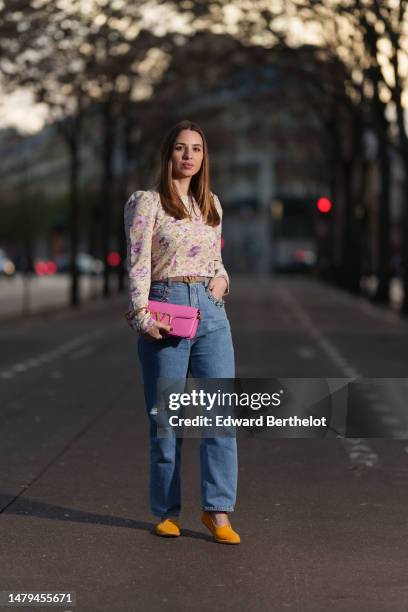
0 36 404 282
165 41 342 274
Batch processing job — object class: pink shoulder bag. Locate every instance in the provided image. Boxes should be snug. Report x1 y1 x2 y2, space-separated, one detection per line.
147 300 201 339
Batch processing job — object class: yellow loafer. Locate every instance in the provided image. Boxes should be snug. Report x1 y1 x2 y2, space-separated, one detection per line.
154 518 181 537
201 511 240 544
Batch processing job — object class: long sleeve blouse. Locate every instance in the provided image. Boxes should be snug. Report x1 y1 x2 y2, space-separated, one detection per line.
123 189 229 332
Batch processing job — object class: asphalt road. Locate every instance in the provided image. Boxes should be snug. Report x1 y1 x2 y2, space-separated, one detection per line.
1 275 408 612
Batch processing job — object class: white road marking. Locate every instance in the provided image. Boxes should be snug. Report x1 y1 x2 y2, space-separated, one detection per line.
69 346 94 359
297 346 316 360
371 404 389 413
278 286 361 376
342 439 380 468
280 285 408 449
0 371 13 379
381 415 402 426
278 287 361 379
12 364 28 372
278 286 381 467
0 328 105 380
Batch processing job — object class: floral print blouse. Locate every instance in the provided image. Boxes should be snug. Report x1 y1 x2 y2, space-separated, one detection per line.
123 189 230 332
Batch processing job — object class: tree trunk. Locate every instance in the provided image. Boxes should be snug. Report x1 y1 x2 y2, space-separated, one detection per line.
372 95 391 305
401 168 408 315
346 110 365 294
101 99 115 297
59 114 82 309
352 150 369 293
116 108 133 294
340 156 354 289
68 136 80 307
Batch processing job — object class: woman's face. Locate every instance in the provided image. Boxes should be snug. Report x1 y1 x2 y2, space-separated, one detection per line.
171 129 204 178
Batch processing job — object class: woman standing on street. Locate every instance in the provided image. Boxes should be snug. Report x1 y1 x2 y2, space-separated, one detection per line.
123 119 240 544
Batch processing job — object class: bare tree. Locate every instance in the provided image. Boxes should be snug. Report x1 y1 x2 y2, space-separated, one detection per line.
291 0 408 310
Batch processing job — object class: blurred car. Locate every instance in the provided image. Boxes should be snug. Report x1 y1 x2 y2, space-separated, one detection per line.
34 258 57 276
55 252 104 276
273 241 317 273
0 248 16 277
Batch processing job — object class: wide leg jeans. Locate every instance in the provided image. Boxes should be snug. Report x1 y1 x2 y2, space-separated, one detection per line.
137 279 237 518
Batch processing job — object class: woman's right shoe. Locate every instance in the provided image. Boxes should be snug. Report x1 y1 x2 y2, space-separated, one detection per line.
154 518 181 537
201 511 241 544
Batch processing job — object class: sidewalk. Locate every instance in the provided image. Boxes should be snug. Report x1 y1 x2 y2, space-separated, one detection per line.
0 273 110 321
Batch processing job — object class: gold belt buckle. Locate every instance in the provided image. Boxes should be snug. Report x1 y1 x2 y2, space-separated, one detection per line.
185 275 195 282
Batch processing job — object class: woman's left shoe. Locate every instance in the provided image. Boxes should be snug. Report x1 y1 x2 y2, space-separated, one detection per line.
154 518 181 537
201 511 241 544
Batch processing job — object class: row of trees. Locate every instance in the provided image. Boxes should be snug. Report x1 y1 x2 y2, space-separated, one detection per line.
291 0 408 311
0 0 407 313
0 0 185 303
214 0 408 311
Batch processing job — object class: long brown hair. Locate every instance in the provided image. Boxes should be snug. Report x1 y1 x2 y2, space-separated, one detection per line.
154 120 221 227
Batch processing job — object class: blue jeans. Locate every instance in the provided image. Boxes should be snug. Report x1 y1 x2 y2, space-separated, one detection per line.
137 278 237 518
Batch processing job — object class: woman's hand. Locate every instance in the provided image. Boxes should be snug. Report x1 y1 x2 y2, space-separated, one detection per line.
142 320 172 342
208 277 227 300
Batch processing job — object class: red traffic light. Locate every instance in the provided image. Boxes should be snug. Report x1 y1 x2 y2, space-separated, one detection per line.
316 197 333 214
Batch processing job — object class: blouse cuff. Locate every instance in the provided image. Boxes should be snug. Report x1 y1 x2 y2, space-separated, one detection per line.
125 308 155 334
138 313 156 334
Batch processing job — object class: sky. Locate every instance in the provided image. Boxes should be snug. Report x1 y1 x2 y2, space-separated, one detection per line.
0 88 49 134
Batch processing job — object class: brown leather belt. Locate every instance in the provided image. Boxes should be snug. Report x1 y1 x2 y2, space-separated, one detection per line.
161 275 210 283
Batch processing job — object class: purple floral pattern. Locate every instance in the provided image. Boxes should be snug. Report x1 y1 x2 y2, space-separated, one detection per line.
133 215 148 228
187 245 201 257
131 241 143 256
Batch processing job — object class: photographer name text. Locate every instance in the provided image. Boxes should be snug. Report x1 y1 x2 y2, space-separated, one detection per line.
168 415 327 428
